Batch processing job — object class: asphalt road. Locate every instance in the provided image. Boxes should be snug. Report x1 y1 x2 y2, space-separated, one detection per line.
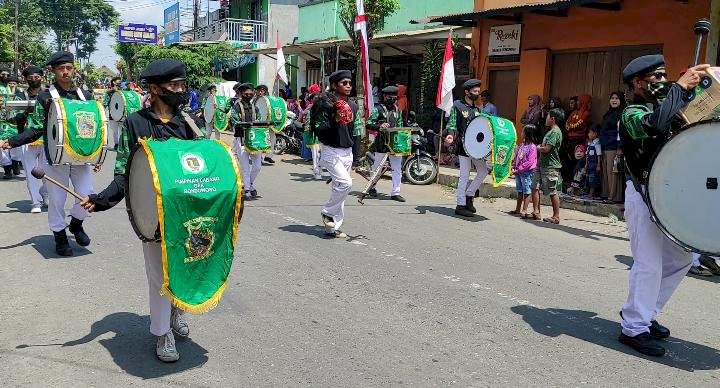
1 151 719 387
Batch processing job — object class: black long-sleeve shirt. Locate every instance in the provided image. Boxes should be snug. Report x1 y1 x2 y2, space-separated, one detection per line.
310 93 361 149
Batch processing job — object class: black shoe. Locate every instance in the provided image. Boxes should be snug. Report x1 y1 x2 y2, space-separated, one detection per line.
11 160 21 175
465 196 477 213
368 188 378 198
321 213 335 229
699 255 720 275
53 230 73 257
68 217 91 246
454 205 475 218
619 311 670 339
324 230 347 239
391 195 406 202
619 332 665 357
2 166 11 179
264 156 275 164
250 189 259 198
688 266 713 277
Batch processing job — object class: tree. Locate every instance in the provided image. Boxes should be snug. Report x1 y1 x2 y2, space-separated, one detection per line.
0 7 14 63
337 0 400 121
132 43 237 87
0 0 50 66
114 41 143 81
36 0 119 61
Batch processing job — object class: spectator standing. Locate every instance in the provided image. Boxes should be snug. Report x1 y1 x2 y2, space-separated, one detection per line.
531 108 564 224
480 90 498 116
510 125 537 218
585 127 602 199
520 94 543 128
599 91 625 203
563 94 592 188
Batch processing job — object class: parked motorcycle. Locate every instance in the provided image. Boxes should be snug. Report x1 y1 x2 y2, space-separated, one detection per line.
274 111 304 155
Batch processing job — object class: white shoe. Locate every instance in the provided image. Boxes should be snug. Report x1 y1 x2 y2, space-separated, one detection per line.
314 173 323 180
156 331 179 362
171 307 189 338
30 205 42 214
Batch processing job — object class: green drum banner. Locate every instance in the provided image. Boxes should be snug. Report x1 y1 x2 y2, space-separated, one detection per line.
387 129 412 156
214 95 230 131
142 137 242 314
120 90 142 117
483 113 517 187
265 96 288 133
243 126 271 153
0 122 17 140
58 98 107 161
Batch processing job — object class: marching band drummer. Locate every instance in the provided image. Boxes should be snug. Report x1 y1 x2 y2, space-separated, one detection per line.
229 82 263 199
618 55 710 357
366 85 406 202
0 51 94 257
80 59 206 363
444 79 488 218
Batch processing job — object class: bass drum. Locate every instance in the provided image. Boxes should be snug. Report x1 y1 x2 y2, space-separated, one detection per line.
109 90 142 121
463 116 493 159
254 96 287 133
647 119 720 255
126 144 160 241
45 99 108 165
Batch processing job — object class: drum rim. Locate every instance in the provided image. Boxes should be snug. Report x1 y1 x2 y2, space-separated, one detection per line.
45 100 64 165
646 120 720 256
463 115 493 159
125 142 161 242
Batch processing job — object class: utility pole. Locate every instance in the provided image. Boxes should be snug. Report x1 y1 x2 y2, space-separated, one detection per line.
193 0 200 40
14 0 19 73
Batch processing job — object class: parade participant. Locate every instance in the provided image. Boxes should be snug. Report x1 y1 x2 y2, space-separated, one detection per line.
80 59 208 363
444 79 488 218
302 83 323 179
366 85 406 202
203 85 229 140
16 66 47 212
255 84 276 165
0 51 94 256
310 70 361 238
103 76 122 148
617 55 708 357
229 82 263 199
0 74 24 178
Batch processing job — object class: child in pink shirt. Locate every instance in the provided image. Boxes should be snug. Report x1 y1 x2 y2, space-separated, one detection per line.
511 125 538 217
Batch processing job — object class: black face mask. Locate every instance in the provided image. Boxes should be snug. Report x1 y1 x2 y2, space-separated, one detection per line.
28 80 42 89
468 93 480 101
158 87 188 108
384 98 397 107
241 95 253 103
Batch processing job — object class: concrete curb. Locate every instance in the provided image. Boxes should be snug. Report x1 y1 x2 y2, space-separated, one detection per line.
437 168 624 220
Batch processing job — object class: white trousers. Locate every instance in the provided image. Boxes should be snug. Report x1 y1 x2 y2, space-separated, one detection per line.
371 152 403 196
457 156 488 205
320 145 353 231
45 164 93 232
143 242 173 336
621 182 692 337
108 121 122 147
232 137 263 192
21 144 46 206
0 148 9 166
205 122 220 139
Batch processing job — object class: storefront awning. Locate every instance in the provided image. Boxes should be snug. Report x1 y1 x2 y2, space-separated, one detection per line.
412 0 621 27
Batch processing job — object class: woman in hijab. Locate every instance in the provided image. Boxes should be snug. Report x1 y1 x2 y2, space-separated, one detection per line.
563 94 592 187
599 91 625 203
521 94 543 143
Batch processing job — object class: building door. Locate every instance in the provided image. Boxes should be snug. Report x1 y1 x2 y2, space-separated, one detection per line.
488 69 519 121
550 45 661 126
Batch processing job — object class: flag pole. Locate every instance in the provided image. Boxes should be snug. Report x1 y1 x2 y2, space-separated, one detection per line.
436 113 444 184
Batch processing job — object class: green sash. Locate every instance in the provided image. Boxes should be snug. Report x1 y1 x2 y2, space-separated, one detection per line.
483 113 517 187
243 126 271 153
386 129 412 156
213 95 229 131
58 98 106 161
142 137 242 313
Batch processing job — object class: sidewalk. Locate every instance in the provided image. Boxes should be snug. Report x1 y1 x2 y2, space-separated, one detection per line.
437 165 624 219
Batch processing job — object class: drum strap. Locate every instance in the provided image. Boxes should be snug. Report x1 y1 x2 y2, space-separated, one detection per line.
49 86 86 101
180 111 205 138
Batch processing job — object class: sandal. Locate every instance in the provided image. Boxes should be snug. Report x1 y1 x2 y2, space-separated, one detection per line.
530 213 541 220
508 210 522 216
543 217 560 224
521 213 531 219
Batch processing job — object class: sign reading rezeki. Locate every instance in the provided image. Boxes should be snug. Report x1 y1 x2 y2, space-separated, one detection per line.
488 24 522 56
118 23 158 44
164 2 181 46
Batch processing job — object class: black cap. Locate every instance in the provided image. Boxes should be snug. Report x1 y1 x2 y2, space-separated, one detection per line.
22 66 43 78
6 75 19 83
46 51 75 67
329 70 352 84
207 84 217 91
462 79 482 90
255 84 268 91
140 59 186 84
382 85 399 95
623 54 665 83
234 82 254 92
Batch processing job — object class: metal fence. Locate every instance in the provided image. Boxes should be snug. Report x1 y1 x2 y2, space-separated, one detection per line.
183 18 268 44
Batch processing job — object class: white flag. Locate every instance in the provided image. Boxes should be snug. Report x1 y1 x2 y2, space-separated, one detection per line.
436 32 455 116
276 31 288 84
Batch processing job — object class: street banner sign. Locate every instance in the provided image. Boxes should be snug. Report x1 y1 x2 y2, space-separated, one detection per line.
488 24 522 56
164 2 181 46
118 24 158 44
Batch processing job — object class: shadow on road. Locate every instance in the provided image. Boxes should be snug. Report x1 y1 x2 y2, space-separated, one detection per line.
614 255 720 284
615 254 633 268
523 218 629 242
511 305 720 371
58 312 208 379
6 199 32 213
414 205 488 222
0 234 92 259
279 224 328 239
288 172 319 182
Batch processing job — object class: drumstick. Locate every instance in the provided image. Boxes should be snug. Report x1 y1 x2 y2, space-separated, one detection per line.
31 167 85 201
692 19 712 66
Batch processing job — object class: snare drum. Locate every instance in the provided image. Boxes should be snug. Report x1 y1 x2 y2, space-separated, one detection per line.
255 96 287 133
647 119 720 255
384 127 413 156
45 98 108 165
242 124 272 154
108 90 142 121
463 116 494 159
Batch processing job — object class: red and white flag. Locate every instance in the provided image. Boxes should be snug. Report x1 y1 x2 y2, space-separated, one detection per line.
354 0 373 117
276 30 288 84
436 31 455 117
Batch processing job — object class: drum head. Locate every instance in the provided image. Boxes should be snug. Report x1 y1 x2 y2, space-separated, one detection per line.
127 146 160 241
463 116 493 159
648 121 720 255
45 101 63 164
255 96 270 122
109 92 126 121
204 97 215 124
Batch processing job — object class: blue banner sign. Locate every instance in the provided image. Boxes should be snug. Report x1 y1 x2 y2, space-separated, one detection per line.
164 3 181 46
118 23 158 44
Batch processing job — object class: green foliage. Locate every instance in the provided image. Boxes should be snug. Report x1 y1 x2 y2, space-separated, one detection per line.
338 0 400 46
36 0 119 60
132 44 237 87
0 0 50 65
114 41 142 81
0 7 14 62
418 36 459 128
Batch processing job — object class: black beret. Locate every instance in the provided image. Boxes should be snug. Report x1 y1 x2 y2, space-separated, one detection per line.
462 79 482 90
46 51 74 67
329 70 352 84
234 82 253 91
623 54 665 83
22 66 43 77
6 75 19 83
140 59 186 84
382 85 399 95
255 84 268 91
